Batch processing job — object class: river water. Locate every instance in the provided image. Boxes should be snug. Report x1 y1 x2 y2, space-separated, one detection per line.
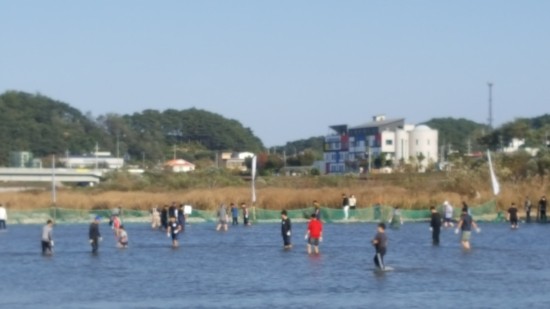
0 221 549 308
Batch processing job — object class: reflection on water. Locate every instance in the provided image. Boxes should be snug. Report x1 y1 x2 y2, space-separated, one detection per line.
1 222 550 308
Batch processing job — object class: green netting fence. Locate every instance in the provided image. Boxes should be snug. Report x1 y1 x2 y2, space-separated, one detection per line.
7 200 501 224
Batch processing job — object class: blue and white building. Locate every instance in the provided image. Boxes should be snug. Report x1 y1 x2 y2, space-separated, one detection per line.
324 115 438 173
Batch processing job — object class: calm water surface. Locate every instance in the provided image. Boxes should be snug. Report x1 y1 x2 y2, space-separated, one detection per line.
1 221 549 308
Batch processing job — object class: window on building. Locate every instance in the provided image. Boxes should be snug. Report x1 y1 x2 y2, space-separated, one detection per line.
416 139 419 146
385 140 393 146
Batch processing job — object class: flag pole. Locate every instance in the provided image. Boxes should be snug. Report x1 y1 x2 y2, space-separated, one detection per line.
487 149 501 219
251 155 257 221
52 155 57 222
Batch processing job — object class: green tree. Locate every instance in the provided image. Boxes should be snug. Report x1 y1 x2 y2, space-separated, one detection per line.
0 91 107 164
423 117 488 154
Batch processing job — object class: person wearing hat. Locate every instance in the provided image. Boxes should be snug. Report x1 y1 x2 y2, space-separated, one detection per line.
89 216 102 253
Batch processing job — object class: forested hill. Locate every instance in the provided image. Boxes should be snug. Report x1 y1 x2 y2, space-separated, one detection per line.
0 91 264 165
0 91 106 164
422 117 489 154
478 114 550 149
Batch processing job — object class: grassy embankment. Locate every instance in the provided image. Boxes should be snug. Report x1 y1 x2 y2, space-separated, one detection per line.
0 171 547 211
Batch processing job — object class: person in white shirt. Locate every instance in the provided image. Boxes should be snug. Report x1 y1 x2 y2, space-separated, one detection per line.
342 194 350 220
349 194 357 218
443 201 454 228
0 204 7 230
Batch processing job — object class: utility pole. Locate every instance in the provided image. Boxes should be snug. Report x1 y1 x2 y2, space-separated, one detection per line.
367 147 372 172
52 155 56 205
488 82 494 130
95 142 99 170
52 154 57 222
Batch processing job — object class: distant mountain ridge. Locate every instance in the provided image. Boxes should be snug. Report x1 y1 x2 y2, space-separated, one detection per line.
2 90 548 167
0 91 264 165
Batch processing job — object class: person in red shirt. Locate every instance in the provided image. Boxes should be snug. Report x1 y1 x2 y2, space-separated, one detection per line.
305 214 323 254
111 215 121 238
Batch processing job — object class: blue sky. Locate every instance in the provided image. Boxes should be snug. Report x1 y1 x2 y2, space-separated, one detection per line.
1 1 549 146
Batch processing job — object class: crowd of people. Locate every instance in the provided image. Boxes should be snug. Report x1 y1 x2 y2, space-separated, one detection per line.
522 195 547 223
214 202 251 232
1 194 547 272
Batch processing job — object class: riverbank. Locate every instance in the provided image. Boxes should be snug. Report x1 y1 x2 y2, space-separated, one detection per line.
0 174 546 212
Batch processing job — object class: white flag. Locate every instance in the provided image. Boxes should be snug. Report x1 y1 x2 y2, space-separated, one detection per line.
487 150 500 196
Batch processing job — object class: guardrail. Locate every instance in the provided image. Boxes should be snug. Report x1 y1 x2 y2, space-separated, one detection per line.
0 168 103 183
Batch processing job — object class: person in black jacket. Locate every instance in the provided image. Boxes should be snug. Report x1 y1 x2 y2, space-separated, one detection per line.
89 216 102 253
539 196 547 223
161 205 169 230
281 210 292 249
430 206 442 245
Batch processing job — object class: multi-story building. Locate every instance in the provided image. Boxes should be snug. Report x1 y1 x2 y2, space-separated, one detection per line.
324 115 438 173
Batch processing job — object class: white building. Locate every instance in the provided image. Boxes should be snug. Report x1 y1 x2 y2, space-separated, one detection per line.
324 116 438 173
164 159 195 173
408 125 439 166
503 138 539 156
60 152 124 169
222 151 255 171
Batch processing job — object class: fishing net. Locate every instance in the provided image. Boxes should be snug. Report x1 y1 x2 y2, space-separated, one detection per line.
7 200 500 224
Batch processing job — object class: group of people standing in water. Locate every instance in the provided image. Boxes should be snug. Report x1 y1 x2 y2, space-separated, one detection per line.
279 207 388 270
31 194 548 271
429 201 480 250
150 203 189 247
215 202 251 231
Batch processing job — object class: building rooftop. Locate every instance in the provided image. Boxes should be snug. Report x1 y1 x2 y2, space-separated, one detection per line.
164 159 195 167
349 118 405 130
329 124 348 134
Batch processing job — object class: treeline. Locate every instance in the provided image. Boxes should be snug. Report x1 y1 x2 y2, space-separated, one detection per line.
424 116 550 155
0 91 263 166
2 90 549 171
422 118 489 154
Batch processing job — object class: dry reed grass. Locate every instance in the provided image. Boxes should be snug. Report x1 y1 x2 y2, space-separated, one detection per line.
1 177 547 211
